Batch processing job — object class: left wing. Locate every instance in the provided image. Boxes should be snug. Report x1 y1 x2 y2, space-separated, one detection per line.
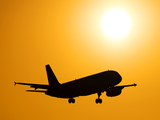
14 82 49 89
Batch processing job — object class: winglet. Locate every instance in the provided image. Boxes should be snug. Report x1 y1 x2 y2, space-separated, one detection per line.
134 83 137 87
14 81 17 86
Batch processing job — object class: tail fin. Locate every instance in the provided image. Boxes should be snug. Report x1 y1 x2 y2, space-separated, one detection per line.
45 64 60 86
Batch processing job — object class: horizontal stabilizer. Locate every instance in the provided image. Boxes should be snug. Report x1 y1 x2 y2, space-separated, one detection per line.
26 90 46 92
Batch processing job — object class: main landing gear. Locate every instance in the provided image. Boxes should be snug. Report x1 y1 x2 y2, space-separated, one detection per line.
95 92 102 104
68 98 75 103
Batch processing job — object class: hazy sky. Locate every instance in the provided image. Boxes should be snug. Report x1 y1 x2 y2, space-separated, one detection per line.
1 0 160 120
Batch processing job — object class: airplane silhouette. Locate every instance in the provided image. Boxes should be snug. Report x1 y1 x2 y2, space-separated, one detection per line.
14 64 137 104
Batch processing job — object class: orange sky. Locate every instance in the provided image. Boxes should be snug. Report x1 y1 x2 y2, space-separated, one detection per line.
0 0 160 120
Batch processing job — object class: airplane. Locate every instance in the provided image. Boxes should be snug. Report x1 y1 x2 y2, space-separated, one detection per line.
14 64 137 104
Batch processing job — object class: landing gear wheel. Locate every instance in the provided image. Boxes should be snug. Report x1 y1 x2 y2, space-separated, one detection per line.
68 98 75 103
95 99 99 104
68 99 72 103
95 99 102 104
99 99 102 104
72 99 75 103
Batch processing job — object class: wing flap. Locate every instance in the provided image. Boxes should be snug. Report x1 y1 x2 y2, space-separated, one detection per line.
26 90 46 92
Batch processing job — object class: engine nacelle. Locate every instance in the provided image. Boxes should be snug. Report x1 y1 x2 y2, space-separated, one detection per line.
106 87 123 97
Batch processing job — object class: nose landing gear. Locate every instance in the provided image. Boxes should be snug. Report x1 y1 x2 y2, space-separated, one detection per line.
95 92 102 104
68 98 75 103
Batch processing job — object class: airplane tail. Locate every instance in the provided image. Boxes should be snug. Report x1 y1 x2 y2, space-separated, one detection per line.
45 64 60 86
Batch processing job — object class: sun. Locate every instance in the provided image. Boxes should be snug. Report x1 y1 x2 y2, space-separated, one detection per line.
102 9 131 38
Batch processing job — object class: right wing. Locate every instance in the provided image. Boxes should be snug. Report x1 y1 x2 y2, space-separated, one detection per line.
115 83 137 88
14 82 49 89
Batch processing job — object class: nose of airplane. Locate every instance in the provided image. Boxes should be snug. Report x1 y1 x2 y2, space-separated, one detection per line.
118 73 122 83
107 70 122 85
114 71 122 84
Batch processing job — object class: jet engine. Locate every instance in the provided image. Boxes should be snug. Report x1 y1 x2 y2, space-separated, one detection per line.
106 87 123 97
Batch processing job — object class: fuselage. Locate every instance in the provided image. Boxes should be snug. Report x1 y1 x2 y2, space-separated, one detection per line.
45 70 122 98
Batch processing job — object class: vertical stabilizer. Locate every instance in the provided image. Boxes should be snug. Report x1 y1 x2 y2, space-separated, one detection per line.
45 64 60 86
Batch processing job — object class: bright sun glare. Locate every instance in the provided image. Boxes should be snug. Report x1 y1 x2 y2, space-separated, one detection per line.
102 9 131 38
